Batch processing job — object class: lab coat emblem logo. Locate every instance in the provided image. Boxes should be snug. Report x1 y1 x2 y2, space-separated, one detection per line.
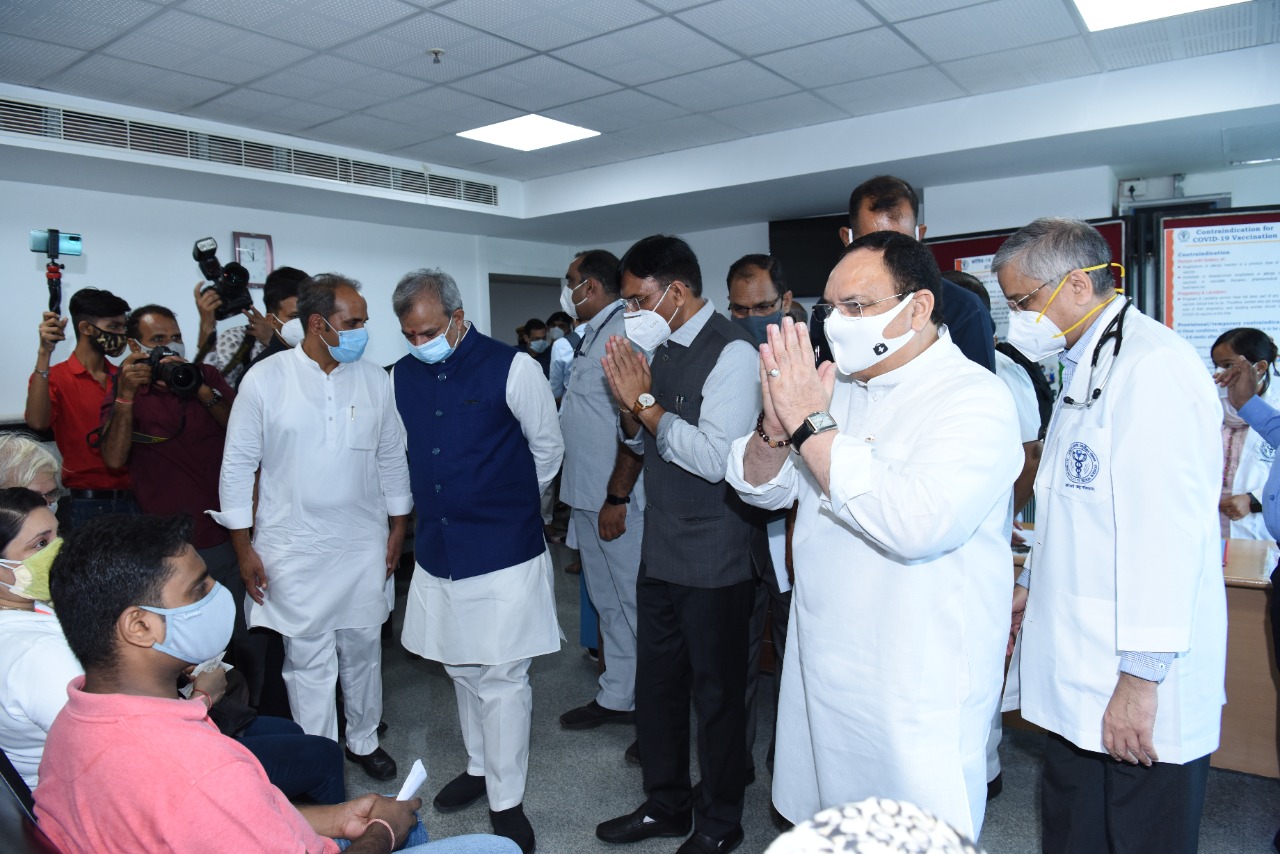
1065 441 1100 484
1262 442 1276 463
873 342 888 355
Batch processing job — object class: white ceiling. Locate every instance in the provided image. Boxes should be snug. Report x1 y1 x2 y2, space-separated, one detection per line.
1 0 1277 182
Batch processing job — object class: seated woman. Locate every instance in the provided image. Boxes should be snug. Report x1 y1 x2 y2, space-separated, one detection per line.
0 488 344 805
1211 328 1277 539
0 433 63 507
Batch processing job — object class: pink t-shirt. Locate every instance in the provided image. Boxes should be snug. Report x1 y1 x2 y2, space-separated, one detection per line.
34 676 340 854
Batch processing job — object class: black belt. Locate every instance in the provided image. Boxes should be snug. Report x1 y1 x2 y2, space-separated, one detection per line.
69 489 132 500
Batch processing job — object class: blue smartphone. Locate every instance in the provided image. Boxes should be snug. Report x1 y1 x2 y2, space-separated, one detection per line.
30 229 82 256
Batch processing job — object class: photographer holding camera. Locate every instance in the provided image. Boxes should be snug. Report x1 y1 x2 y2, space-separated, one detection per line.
97 305 270 702
24 287 138 528
195 265 309 388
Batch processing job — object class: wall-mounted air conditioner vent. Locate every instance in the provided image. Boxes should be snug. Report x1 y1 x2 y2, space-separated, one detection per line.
0 97 499 207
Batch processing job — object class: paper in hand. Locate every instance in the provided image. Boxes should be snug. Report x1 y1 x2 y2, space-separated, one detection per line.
179 653 233 698
397 759 428 801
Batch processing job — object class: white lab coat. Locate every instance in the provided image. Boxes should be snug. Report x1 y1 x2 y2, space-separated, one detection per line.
1005 299 1227 764
728 332 1022 840
1225 388 1275 540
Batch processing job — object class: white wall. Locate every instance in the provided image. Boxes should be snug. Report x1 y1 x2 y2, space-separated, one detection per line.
0 179 571 421
1180 163 1280 208
923 167 1118 237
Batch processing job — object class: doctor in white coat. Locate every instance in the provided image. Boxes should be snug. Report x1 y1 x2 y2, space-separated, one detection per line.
997 218 1226 854
728 231 1021 840
1211 327 1277 540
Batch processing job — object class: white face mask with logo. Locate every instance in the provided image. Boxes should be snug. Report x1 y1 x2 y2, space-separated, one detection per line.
624 283 676 352
823 293 916 375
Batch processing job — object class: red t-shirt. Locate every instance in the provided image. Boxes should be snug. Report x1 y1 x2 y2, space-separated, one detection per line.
35 354 130 491
35 676 340 854
98 365 235 549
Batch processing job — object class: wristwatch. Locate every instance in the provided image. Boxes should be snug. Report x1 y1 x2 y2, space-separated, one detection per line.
631 392 656 418
605 494 631 506
200 388 224 410
791 411 838 451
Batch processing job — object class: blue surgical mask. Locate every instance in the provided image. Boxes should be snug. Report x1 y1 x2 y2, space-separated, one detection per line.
528 338 550 354
409 318 455 364
732 311 783 347
324 319 368 363
139 581 236 665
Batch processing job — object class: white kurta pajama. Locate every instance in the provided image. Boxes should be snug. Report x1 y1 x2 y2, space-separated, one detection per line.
396 352 564 811
728 331 1022 840
213 344 412 753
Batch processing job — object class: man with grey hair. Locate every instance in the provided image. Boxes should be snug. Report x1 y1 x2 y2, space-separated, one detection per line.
391 267 563 854
214 273 412 783
997 218 1226 854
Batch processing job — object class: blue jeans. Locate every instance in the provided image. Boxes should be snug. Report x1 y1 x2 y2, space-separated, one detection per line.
67 495 139 531
236 716 345 805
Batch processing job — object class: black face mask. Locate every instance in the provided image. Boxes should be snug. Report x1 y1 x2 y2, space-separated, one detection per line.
87 324 128 357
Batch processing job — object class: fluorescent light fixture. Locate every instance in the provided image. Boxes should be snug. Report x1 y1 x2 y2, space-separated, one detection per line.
457 114 599 151
1072 0 1251 31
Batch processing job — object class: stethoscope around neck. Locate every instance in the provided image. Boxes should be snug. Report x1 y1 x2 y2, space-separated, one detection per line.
1061 300 1132 409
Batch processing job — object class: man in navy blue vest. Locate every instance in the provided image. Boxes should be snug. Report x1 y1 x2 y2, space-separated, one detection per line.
595 236 766 854
391 268 564 854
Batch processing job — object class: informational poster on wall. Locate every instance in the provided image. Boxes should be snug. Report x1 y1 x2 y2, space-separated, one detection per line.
952 253 1008 337
1163 210 1280 369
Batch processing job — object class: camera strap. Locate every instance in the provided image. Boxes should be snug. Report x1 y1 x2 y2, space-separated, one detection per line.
223 327 257 376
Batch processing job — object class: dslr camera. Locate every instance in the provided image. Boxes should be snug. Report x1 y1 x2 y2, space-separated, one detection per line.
193 237 252 320
146 345 203 397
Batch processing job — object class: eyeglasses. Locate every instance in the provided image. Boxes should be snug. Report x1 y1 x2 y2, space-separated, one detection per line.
37 486 67 506
1005 262 1126 314
727 296 782 318
1005 282 1052 313
812 293 905 321
623 282 673 314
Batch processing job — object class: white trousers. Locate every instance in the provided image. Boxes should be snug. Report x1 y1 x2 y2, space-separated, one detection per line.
571 507 642 711
444 658 533 812
986 703 1002 782
282 625 384 755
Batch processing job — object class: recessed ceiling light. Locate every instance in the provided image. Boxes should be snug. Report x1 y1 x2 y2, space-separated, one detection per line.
1072 0 1250 31
457 114 599 152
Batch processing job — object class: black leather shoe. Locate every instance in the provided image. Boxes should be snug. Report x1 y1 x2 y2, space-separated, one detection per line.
986 772 1003 801
560 700 635 729
597 805 691 844
434 772 487 812
490 804 535 854
343 746 396 782
377 720 388 738
624 740 640 765
676 827 744 854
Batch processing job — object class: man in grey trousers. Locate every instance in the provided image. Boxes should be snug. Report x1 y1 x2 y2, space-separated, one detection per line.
557 249 645 730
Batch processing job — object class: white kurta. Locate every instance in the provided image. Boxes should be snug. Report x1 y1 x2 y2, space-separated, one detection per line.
728 332 1022 840
0 606 82 789
212 345 413 637
994 349 1041 444
398 352 564 666
1005 299 1228 764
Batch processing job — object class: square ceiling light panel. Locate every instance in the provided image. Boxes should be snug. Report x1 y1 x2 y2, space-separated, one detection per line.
458 114 599 151
1072 0 1251 31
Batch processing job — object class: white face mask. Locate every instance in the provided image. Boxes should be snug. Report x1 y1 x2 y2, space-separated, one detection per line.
824 293 916 375
560 282 588 320
1006 308 1066 363
279 317 305 347
624 283 675 352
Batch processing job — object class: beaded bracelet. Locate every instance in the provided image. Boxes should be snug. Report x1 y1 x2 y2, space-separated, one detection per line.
756 411 791 448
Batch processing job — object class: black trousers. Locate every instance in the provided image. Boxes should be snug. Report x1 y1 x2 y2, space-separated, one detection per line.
1269 562 1280 666
635 563 754 839
1041 732 1210 854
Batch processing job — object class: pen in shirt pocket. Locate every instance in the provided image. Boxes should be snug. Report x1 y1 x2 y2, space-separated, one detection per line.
675 394 684 415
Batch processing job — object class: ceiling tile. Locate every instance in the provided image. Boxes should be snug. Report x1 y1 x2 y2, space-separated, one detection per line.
542 88 688 133
639 0 710 9
942 35 1100 94
246 101 349 134
450 54 621 111
0 33 86 85
366 86 524 134
307 113 434 151
676 0 880 54
552 17 738 86
710 90 849 134
639 61 797 113
0 0 161 50
860 0 988 22
435 0 657 51
895 0 1080 62
395 133 507 167
615 113 746 153
185 87 297 121
816 65 964 116
42 53 232 112
1090 2 1267 71
102 10 311 84
335 12 534 82
177 0 418 49
756 28 925 88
